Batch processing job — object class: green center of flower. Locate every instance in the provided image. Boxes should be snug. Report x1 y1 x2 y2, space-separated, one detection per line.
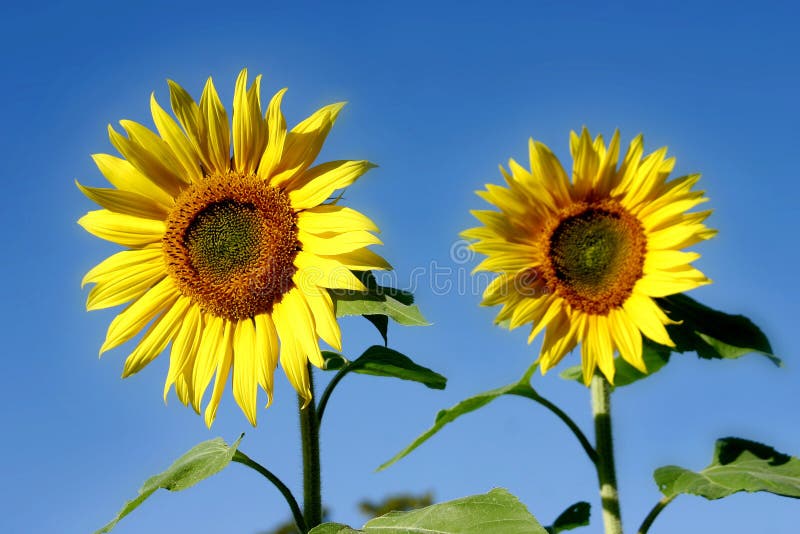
551 211 629 292
543 202 646 315
185 200 262 282
163 172 299 320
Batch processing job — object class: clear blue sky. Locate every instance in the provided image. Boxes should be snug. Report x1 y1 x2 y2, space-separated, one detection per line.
1 1 798 533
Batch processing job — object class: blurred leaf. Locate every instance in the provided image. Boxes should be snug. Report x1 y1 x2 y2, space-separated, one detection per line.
310 489 547 534
96 436 242 533
330 271 428 328
359 492 434 518
307 524 359 534
379 377 533 471
658 294 780 365
322 346 446 390
559 341 671 387
655 437 800 500
545 501 591 533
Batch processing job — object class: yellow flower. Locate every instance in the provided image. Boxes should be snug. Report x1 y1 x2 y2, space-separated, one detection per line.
463 129 716 384
78 69 389 427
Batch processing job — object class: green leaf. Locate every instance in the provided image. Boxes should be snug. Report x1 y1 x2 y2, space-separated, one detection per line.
655 437 800 500
311 489 548 534
559 341 671 388
323 345 446 390
96 435 243 533
658 294 780 366
309 523 361 534
379 378 533 471
364 314 389 345
545 502 591 533
330 271 429 327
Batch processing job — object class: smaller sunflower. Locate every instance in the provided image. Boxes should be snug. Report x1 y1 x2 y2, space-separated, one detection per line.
463 129 716 384
79 69 389 426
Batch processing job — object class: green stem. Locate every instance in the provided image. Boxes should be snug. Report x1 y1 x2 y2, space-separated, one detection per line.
591 375 623 534
299 365 322 530
232 450 307 534
637 495 675 534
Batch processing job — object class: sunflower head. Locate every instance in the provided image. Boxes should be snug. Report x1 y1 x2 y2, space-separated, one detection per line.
463 128 716 385
78 69 390 427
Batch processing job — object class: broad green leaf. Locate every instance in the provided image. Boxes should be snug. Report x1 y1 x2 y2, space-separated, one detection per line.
323 346 446 390
658 294 780 366
655 437 800 500
545 502 590 533
379 378 534 470
330 271 429 327
310 489 547 534
96 436 242 533
560 341 671 388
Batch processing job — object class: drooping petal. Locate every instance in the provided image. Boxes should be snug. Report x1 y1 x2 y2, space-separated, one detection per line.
232 318 259 426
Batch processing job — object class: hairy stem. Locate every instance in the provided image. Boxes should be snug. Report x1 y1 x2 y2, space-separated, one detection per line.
592 375 622 534
299 366 322 530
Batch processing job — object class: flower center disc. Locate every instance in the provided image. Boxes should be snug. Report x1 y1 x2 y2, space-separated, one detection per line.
542 201 646 315
163 173 299 320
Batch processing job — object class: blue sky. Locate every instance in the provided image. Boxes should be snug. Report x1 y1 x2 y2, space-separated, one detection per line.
1 1 798 533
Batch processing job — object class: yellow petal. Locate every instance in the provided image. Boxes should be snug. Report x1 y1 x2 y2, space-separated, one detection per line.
580 316 598 385
76 180 167 220
592 315 616 384
298 228 382 256
317 248 392 271
78 209 165 247
233 69 268 175
254 312 279 406
110 121 188 195
276 288 323 367
191 314 226 412
270 102 345 186
150 94 203 182
232 318 259 426
272 296 311 402
86 265 164 311
100 277 179 354
288 160 375 210
92 153 174 208
164 304 203 402
608 308 646 373
297 204 379 233
538 310 580 372
257 88 288 181
301 284 342 351
168 79 214 172
636 270 710 297
122 296 191 377
622 293 675 347
199 77 231 174
293 250 368 291
82 246 162 287
204 320 234 428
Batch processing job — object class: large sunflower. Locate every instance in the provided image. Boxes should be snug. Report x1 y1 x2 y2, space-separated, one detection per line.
78 69 389 427
463 129 715 384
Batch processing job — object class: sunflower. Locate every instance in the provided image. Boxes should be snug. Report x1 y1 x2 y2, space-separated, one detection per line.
78 69 389 427
463 129 715 384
